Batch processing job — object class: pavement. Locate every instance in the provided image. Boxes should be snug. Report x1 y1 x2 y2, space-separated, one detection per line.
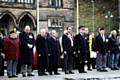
0 68 120 80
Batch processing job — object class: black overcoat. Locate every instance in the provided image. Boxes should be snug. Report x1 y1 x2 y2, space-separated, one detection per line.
48 37 61 67
19 31 35 65
36 35 49 69
74 33 87 60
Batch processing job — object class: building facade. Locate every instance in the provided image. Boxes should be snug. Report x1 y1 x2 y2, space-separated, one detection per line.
39 0 74 37
0 0 74 36
0 0 36 35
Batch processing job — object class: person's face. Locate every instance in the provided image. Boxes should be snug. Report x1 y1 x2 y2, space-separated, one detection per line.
10 33 17 38
67 27 72 33
79 27 85 34
24 26 31 33
52 31 57 38
84 28 89 34
112 31 117 36
41 31 47 37
100 30 105 35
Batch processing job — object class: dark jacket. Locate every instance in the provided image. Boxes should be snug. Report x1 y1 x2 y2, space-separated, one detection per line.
74 33 87 59
48 37 61 67
62 34 73 53
3 37 20 60
36 35 49 68
19 31 35 65
95 34 108 55
109 35 119 53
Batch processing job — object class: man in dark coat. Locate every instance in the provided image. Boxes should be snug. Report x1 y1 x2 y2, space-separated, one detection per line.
74 26 87 73
95 28 108 72
48 30 61 75
36 29 49 76
62 26 74 74
19 25 35 77
0 32 4 76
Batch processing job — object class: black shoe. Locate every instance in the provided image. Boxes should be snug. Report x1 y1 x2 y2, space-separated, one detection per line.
111 68 115 70
22 74 26 77
69 71 74 74
87 69 92 71
12 75 18 78
54 73 60 75
8 76 13 78
103 69 108 72
38 73 48 76
82 71 87 73
114 67 119 70
97 69 100 71
27 74 34 76
99 69 108 72
65 72 69 74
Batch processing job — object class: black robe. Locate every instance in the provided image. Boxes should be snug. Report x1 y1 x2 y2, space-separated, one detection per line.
36 35 49 69
19 31 35 65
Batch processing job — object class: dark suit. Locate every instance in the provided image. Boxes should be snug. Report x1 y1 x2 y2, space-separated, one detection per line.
74 33 87 73
95 34 108 70
48 37 61 74
62 34 74 73
36 35 49 75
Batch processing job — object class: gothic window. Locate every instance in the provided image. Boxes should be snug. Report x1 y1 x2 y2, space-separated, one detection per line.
48 17 64 28
48 0 63 8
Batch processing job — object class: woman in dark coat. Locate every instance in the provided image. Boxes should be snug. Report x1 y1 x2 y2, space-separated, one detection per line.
36 29 49 76
48 30 61 75
109 30 119 70
19 25 35 77
4 30 20 78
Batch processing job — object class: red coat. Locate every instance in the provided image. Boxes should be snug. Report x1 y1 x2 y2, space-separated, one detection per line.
4 37 20 60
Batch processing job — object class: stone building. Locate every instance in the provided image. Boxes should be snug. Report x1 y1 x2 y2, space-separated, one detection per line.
0 0 36 35
0 0 74 36
39 0 74 36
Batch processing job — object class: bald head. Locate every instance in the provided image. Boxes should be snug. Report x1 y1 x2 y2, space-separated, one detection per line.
24 25 31 33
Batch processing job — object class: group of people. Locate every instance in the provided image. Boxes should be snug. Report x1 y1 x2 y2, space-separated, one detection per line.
0 25 120 78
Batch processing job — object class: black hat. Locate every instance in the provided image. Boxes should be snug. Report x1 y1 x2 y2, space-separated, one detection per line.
78 26 85 29
99 27 105 31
